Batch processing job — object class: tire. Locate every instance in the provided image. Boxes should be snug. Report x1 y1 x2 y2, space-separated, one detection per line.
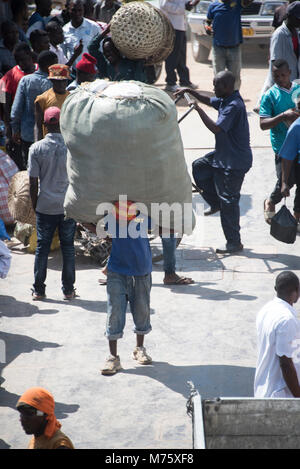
191 33 210 63
145 63 163 84
150 236 182 264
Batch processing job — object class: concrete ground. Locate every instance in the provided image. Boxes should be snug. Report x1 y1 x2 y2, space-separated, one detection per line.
1 44 300 450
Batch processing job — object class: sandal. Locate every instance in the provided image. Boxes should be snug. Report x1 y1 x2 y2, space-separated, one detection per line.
164 275 194 285
98 278 107 286
63 289 77 300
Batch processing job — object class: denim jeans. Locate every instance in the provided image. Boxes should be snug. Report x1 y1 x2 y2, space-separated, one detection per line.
212 45 242 91
105 271 152 340
192 154 245 246
165 29 190 86
34 212 76 295
161 234 176 274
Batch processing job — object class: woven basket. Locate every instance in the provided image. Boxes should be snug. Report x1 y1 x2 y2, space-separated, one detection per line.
145 6 175 65
110 2 165 60
8 171 36 226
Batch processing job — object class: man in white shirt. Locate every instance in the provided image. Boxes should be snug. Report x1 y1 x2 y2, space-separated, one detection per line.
159 0 200 92
254 271 300 398
62 0 100 74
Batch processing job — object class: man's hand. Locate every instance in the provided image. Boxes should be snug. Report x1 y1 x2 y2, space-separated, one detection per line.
283 108 300 124
73 39 83 58
281 182 290 198
185 0 200 10
174 88 193 99
205 25 213 36
190 99 201 112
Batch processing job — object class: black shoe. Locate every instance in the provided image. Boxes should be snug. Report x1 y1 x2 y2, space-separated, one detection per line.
215 243 244 254
204 206 220 216
180 82 198 90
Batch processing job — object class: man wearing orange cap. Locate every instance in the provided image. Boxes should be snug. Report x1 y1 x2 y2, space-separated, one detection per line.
35 64 71 140
16 387 74 449
67 52 97 91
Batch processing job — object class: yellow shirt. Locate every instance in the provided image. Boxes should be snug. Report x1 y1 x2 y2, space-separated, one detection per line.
35 88 69 136
27 429 74 449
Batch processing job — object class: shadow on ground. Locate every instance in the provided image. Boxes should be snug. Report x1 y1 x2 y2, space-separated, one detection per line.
123 362 255 399
0 296 59 318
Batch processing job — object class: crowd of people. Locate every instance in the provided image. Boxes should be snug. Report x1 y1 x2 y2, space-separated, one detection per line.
1 0 300 449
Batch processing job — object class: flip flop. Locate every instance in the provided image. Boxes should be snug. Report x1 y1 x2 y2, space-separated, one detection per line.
264 199 275 225
164 276 194 285
98 278 107 286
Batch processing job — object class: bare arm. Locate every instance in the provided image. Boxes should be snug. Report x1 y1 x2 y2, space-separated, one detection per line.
35 101 44 141
194 103 221 134
175 88 212 106
29 177 38 212
260 109 300 131
66 40 83 68
279 355 300 397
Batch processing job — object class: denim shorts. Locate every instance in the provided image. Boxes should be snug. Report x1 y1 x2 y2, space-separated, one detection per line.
105 270 152 340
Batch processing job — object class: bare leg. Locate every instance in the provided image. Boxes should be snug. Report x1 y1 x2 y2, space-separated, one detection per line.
109 340 117 357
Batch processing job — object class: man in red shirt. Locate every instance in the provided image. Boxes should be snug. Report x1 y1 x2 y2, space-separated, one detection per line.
0 42 36 169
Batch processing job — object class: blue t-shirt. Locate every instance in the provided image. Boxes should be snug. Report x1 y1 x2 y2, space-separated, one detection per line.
279 117 300 164
209 91 252 171
107 214 152 276
259 82 300 155
28 11 47 29
207 0 243 47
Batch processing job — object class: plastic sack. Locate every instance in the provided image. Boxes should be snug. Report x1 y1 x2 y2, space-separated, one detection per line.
270 204 297 244
60 80 195 234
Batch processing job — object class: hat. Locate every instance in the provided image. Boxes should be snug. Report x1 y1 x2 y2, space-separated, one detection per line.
48 64 70 80
76 53 97 74
287 1 300 18
44 106 60 125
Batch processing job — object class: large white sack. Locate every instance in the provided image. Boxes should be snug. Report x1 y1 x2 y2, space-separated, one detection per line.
60 80 194 234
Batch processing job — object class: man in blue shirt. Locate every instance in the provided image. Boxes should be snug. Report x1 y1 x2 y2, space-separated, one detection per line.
10 50 57 168
206 0 254 90
176 71 252 254
280 117 300 208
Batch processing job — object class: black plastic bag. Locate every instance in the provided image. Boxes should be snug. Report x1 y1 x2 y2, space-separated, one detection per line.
270 204 297 244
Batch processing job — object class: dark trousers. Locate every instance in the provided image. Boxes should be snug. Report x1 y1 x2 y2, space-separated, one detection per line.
192 154 246 246
165 29 190 86
6 141 24 170
21 140 33 169
270 154 300 212
34 212 76 295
